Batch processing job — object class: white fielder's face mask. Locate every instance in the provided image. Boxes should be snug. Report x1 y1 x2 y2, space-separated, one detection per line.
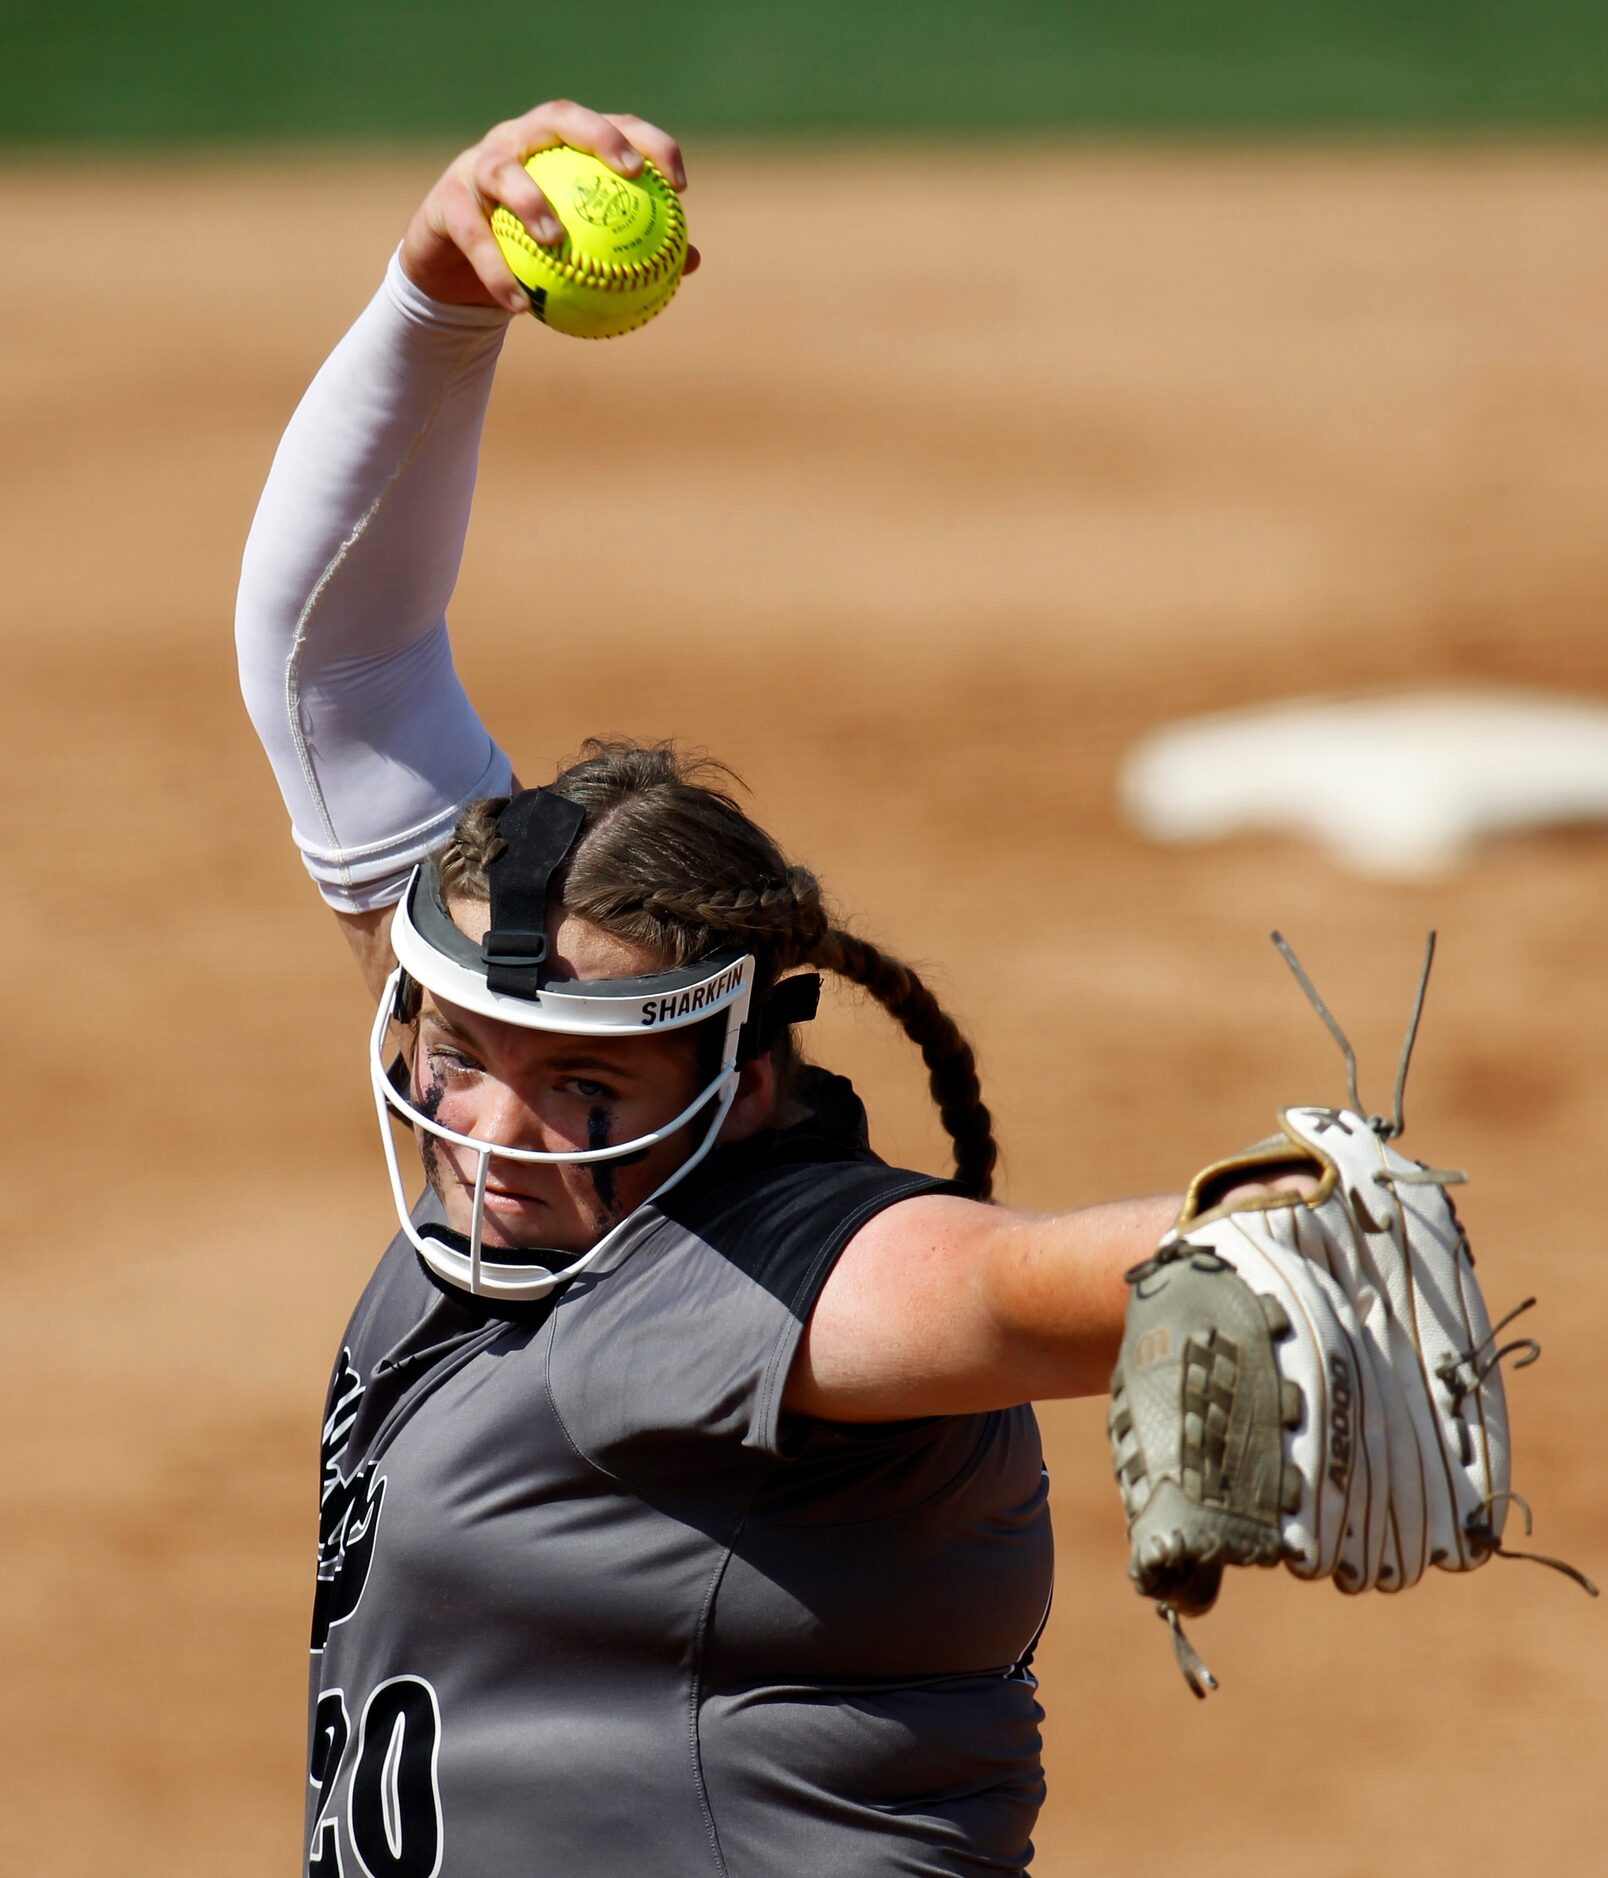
369 790 759 1301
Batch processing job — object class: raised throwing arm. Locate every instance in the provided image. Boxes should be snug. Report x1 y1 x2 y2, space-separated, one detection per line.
236 104 694 994
235 260 515 917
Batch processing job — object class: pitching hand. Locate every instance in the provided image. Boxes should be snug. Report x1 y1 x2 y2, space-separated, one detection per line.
400 101 699 312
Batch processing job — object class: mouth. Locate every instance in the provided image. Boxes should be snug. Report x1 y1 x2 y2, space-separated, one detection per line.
450 1177 553 1254
479 1181 550 1213
434 1161 551 1215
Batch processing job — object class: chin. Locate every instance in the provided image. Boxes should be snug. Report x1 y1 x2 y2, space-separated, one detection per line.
475 1204 560 1251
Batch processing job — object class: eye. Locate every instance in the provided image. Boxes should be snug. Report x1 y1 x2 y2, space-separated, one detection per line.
564 1077 615 1102
428 1047 483 1081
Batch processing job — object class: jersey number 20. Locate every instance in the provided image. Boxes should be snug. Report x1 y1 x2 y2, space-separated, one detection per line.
309 1677 443 1877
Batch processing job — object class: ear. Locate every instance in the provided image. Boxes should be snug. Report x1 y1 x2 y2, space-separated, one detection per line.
719 1051 777 1144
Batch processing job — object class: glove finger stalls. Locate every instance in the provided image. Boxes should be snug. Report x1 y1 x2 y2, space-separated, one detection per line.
1397 1175 1512 1554
1282 1195 1423 1590
1280 1106 1511 1571
1181 1106 1435 1584
1450 1238 1512 1546
1213 1218 1391 1593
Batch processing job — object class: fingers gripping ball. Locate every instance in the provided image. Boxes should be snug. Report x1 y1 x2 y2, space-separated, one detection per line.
491 146 688 339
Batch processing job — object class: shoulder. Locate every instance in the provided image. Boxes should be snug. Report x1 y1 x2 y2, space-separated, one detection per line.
542 1071 955 1464
662 1067 957 1323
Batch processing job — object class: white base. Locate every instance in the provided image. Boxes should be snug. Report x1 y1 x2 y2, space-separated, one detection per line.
1121 687 1608 878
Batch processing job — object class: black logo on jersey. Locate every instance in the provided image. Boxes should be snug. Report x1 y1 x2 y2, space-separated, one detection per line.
311 1348 388 1655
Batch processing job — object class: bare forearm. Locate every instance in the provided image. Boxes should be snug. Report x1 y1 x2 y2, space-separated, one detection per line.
979 1195 1180 1399
789 1191 1181 1420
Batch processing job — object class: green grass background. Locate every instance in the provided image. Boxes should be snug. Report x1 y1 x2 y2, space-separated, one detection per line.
5 0 1606 145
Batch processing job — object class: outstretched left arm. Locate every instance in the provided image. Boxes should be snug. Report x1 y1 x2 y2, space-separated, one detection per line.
784 1191 1176 1418
786 1165 1323 1419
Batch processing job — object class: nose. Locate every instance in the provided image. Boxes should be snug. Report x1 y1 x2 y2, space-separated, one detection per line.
465 1075 549 1154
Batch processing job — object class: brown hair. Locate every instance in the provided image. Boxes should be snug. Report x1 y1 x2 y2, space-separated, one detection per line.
437 740 998 1200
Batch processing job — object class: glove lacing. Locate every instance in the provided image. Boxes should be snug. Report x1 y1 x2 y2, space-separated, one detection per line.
1466 1491 1600 1597
1272 930 1596 1603
1159 1605 1218 1700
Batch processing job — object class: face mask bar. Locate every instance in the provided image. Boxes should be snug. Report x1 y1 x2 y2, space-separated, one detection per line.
367 961 752 1300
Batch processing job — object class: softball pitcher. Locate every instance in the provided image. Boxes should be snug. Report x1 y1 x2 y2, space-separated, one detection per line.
238 101 1281 1876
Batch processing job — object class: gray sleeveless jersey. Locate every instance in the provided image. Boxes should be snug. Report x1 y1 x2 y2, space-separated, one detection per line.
306 1075 1054 1876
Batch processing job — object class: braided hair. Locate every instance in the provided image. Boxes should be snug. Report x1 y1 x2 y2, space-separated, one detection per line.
437 741 997 1200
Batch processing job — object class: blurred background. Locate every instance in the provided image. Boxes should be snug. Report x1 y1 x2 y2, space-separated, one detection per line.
7 0 1607 139
4 4 1606 1872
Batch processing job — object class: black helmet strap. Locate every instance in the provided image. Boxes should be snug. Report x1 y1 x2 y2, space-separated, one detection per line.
739 972 822 1061
480 789 587 997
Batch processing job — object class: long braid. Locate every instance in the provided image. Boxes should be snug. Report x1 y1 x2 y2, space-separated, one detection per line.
631 877 997 1198
635 868 828 963
811 928 997 1202
441 741 999 1199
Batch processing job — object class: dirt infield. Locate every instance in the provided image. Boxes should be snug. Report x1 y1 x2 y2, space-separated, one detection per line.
4 145 1606 1875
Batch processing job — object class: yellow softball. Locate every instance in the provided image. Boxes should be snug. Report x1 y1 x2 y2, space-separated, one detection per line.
490 145 688 340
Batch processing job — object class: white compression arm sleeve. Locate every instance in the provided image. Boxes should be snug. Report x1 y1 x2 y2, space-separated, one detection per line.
236 251 517 912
